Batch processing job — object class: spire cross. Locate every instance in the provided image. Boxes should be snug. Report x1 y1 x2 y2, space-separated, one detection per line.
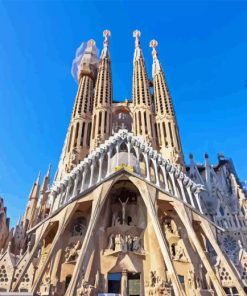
103 30 111 47
133 30 141 48
150 39 158 59
88 39 96 47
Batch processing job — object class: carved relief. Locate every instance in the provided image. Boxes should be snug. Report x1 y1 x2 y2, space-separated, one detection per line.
64 241 81 263
145 271 173 295
170 242 189 262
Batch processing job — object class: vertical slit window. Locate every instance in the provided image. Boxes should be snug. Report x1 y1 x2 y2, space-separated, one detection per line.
80 122 85 146
87 123 91 147
74 122 79 147
138 111 142 134
92 115 96 139
104 111 107 133
158 123 162 146
144 112 148 134
68 125 74 152
98 112 102 134
168 122 174 147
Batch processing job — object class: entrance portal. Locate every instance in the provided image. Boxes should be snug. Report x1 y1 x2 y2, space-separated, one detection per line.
128 273 140 296
108 273 121 294
108 272 140 296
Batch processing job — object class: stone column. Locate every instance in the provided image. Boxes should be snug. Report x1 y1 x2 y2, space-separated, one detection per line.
121 270 128 296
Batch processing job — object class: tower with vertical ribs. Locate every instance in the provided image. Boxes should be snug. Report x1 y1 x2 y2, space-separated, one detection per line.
1 29 247 296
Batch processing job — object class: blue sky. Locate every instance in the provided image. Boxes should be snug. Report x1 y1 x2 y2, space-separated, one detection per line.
0 0 247 226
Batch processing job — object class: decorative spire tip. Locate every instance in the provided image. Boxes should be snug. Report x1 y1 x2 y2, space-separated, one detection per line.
88 39 96 47
103 29 111 47
150 39 158 59
133 30 141 48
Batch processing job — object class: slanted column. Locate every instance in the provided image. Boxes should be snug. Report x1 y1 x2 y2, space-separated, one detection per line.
50 189 58 213
89 161 95 187
169 168 179 198
194 187 203 213
80 168 87 192
116 144 119 167
153 158 160 187
65 179 72 202
72 172 80 197
127 142 131 166
135 148 141 174
144 153 150 182
160 164 169 192
106 149 111 176
97 155 103 183
186 182 196 208
177 179 187 203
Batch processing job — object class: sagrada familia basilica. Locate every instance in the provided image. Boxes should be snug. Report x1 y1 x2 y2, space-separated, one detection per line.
0 29 247 296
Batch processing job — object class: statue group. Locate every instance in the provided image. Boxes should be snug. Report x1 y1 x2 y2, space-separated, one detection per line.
107 233 144 254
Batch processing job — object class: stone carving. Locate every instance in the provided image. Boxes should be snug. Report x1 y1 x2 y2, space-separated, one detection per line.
163 219 179 237
39 275 51 296
187 270 195 288
65 241 81 263
106 233 144 254
171 243 188 262
77 274 97 296
146 271 173 295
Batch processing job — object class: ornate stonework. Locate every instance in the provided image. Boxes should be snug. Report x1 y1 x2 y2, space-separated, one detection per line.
0 30 247 296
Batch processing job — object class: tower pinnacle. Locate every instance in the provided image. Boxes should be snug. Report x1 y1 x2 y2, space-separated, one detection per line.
90 29 113 150
101 29 111 58
150 39 162 76
149 39 158 57
150 39 184 167
133 30 142 62
133 30 141 47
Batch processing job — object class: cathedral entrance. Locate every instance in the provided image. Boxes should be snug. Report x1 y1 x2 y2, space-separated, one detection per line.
128 272 140 296
108 272 121 294
107 272 140 296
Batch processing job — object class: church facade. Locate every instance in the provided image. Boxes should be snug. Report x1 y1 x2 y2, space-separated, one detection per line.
0 30 247 296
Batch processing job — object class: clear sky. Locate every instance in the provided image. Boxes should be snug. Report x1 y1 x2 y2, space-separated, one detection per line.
0 0 247 226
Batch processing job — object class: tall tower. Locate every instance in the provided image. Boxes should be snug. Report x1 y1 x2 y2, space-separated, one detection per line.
22 173 40 230
150 39 184 166
132 30 156 147
56 40 98 180
90 30 113 151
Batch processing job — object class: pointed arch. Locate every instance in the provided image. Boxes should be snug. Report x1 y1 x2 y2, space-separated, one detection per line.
119 141 128 152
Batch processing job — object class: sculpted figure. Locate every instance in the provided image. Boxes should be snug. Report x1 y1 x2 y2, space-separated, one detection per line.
115 234 123 251
107 234 115 250
173 244 187 262
94 270 100 289
118 197 129 224
133 236 141 252
65 241 80 262
149 271 156 287
127 235 133 251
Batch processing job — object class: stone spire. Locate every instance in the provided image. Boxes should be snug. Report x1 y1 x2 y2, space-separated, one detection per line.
90 30 113 150
37 164 51 222
150 39 184 166
56 40 98 181
23 172 40 230
132 30 156 147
